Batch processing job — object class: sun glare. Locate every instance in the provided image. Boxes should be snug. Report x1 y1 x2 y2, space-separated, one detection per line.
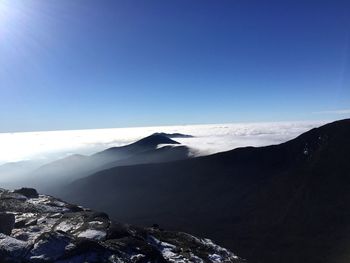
0 0 18 20
0 0 10 21
0 0 20 35
0 0 34 32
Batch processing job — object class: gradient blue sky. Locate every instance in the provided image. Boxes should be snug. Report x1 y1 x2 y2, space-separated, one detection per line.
0 0 350 132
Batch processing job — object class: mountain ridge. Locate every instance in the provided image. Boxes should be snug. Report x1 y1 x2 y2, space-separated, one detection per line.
60 119 350 263
16 134 190 192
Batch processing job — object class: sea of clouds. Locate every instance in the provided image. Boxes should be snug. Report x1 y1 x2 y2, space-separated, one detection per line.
0 120 328 166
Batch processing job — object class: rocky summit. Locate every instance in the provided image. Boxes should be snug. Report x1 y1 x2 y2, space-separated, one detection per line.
0 188 243 263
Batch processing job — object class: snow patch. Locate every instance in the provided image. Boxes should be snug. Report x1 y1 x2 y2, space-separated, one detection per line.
55 219 84 233
209 253 223 262
29 232 73 261
77 229 106 241
148 235 189 262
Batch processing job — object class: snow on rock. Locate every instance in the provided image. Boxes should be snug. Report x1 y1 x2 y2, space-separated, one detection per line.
0 233 28 258
77 229 107 241
130 253 146 262
27 196 70 213
147 234 242 263
28 231 74 261
209 254 223 262
148 235 186 262
54 217 84 233
0 188 245 262
200 238 239 260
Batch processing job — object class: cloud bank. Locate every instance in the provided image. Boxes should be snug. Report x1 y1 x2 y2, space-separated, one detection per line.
0 121 327 165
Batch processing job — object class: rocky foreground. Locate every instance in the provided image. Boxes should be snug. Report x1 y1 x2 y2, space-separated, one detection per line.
0 188 243 263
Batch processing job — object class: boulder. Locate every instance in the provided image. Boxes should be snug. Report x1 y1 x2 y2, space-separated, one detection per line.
13 188 39 199
0 213 15 235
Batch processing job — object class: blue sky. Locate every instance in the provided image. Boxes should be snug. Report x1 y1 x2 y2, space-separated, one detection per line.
0 0 349 132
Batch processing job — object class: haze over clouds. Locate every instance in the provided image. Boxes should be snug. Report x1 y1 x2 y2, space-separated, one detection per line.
0 120 327 165
314 109 350 115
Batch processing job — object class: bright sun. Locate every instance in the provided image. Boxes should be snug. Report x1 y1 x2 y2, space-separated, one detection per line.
0 0 12 15
0 0 33 41
0 0 16 29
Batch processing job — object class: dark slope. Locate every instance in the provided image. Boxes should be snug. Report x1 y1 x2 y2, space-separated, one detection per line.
97 145 190 173
62 119 350 263
30 154 88 177
22 134 187 192
91 134 180 164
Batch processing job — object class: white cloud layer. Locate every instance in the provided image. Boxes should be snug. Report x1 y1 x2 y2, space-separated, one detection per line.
0 121 327 165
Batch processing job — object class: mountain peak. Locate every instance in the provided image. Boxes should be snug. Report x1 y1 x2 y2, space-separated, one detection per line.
152 132 194 138
133 134 180 147
61 119 350 263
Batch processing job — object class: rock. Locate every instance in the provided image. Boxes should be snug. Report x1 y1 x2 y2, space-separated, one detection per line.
0 213 15 235
0 233 29 260
0 188 244 262
14 188 39 198
152 223 160 229
106 222 131 239
28 231 74 262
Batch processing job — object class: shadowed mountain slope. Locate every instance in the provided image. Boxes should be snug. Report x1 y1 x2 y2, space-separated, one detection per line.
0 160 46 189
91 134 180 164
61 119 350 263
21 134 189 192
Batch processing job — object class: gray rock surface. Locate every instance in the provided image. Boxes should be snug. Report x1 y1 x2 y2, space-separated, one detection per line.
0 188 244 262
0 213 15 235
13 188 39 199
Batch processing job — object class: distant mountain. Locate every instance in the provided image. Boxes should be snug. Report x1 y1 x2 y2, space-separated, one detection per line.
21 134 189 192
96 145 190 174
61 119 350 263
92 134 180 164
152 132 194 138
31 154 88 175
0 160 46 189
0 188 243 262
